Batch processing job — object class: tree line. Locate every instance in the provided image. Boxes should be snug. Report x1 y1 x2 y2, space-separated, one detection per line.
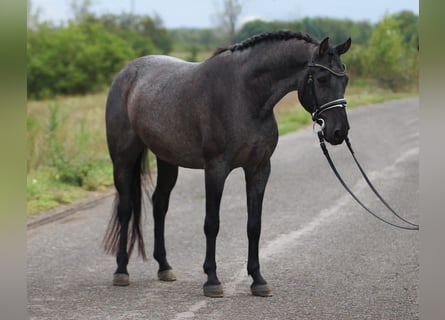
27 5 418 99
27 11 173 99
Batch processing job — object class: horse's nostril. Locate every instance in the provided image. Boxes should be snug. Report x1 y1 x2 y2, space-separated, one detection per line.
334 130 343 139
333 129 347 142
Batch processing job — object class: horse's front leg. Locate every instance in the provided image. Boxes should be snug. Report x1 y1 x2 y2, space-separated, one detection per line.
202 159 229 298
244 160 272 297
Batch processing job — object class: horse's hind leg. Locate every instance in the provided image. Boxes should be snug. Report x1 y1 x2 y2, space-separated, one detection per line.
112 166 134 285
103 73 148 286
103 119 147 286
107 146 147 286
152 157 178 281
244 160 272 297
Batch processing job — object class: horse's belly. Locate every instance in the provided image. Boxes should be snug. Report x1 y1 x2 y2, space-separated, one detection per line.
148 140 205 169
128 97 205 168
134 120 205 169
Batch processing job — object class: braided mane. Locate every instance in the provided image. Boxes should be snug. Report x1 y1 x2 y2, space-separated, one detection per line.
213 30 318 56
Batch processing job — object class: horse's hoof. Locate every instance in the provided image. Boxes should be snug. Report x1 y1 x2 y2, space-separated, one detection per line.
251 284 272 297
158 269 177 281
113 273 129 286
203 284 224 298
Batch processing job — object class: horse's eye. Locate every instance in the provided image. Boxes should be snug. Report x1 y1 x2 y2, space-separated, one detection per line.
317 76 329 84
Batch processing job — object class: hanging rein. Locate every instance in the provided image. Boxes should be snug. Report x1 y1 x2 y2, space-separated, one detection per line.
305 52 419 231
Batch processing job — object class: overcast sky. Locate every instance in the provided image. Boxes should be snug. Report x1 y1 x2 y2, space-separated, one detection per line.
31 0 419 29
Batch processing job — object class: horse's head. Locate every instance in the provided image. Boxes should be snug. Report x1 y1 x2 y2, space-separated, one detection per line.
298 37 351 145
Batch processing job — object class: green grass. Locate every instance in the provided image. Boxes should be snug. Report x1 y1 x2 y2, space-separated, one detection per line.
26 78 417 216
27 169 89 214
27 93 114 215
27 161 114 215
277 109 312 135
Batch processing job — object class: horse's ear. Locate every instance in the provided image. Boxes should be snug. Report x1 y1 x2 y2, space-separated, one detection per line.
336 38 351 55
319 37 330 56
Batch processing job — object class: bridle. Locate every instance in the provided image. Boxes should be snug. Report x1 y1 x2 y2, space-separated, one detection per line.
303 47 419 231
305 49 348 130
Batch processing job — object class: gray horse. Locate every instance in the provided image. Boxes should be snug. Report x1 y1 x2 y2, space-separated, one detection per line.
104 31 351 297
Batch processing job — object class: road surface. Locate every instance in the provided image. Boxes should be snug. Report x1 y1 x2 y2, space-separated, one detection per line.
28 98 419 320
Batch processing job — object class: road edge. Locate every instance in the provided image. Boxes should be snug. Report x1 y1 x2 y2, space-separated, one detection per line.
27 189 115 229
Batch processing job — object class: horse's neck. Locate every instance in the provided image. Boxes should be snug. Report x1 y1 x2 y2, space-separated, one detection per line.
242 41 314 117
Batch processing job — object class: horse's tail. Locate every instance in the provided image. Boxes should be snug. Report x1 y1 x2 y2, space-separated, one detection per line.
102 65 152 260
103 148 150 261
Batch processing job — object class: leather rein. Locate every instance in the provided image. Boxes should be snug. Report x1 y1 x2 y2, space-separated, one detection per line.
306 53 419 231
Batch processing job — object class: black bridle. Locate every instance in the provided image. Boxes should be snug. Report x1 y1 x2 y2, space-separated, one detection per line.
305 51 348 126
306 50 419 231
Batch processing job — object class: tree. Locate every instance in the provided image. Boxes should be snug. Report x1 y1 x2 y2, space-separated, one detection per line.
70 0 94 24
27 23 134 98
392 10 418 49
94 13 173 55
391 11 418 85
234 19 273 43
365 15 406 91
300 17 372 45
27 0 41 29
215 0 243 44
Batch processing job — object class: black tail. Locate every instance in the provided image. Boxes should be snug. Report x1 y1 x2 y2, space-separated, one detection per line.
103 149 150 260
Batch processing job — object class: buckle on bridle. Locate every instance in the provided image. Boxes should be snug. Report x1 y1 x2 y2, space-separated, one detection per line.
313 118 325 134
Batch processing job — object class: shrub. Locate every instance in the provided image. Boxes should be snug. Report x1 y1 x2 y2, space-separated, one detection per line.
364 16 410 91
27 23 134 99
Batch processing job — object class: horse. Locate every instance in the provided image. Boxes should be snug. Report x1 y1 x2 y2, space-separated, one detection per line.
103 31 351 297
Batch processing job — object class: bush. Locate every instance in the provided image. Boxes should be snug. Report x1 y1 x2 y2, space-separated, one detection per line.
342 44 367 78
27 23 134 99
364 16 411 91
234 20 276 43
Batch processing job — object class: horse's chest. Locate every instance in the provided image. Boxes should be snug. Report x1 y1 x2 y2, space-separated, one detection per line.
230 125 278 167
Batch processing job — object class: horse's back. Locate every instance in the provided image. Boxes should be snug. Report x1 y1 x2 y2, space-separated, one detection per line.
107 55 208 168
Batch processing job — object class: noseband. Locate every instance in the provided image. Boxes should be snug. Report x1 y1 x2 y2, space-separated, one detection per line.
305 50 348 125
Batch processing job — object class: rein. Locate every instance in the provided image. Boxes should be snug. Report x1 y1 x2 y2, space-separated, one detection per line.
306 52 419 231
316 130 419 231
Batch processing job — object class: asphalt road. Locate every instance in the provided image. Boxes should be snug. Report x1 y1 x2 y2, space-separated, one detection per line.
27 98 419 320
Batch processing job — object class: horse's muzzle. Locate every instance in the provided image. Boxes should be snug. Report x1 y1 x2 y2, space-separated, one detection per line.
325 123 349 145
314 119 349 145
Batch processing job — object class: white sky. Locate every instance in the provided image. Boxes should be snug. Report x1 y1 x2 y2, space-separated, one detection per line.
31 0 419 28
